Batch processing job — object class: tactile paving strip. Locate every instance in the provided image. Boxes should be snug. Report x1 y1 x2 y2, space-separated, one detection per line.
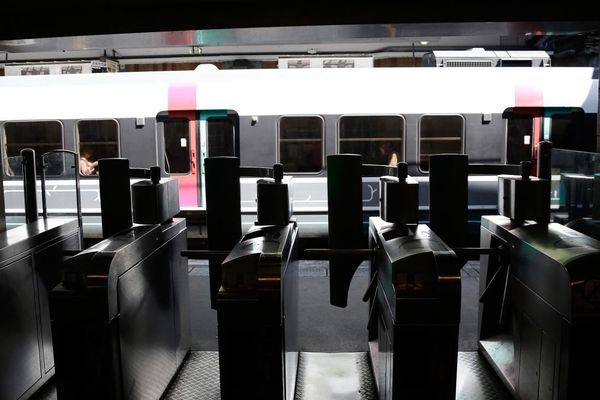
163 351 220 400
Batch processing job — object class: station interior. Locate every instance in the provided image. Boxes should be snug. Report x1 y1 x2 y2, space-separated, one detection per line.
2 4 600 400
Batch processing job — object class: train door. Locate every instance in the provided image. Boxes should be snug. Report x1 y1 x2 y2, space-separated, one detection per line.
197 110 239 207
503 107 595 166
158 109 239 209
503 107 596 210
505 114 534 164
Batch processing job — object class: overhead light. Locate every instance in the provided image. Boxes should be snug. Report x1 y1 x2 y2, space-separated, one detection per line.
420 41 429 45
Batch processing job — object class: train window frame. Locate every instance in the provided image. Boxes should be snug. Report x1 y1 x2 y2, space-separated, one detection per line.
336 114 406 166
76 119 120 177
2 120 65 178
161 117 192 176
277 115 325 174
417 114 465 173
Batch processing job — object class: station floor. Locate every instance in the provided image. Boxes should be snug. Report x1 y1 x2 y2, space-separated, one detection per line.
30 260 513 400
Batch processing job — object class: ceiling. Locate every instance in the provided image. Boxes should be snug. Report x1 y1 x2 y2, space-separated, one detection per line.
1 2 599 67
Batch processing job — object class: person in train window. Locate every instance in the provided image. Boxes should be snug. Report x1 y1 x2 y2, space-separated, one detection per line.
79 147 98 175
2 132 14 176
379 142 399 167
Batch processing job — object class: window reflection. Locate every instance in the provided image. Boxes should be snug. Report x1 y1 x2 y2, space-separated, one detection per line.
279 116 323 173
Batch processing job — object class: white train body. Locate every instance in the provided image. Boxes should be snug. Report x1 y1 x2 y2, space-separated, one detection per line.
1 66 597 234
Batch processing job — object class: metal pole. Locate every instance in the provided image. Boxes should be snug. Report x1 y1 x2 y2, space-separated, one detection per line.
597 51 600 152
41 154 48 219
73 152 84 244
0 150 5 231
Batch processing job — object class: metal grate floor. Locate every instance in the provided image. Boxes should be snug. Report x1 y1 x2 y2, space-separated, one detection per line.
456 352 512 400
162 351 220 400
31 351 512 400
159 350 512 400
294 352 376 400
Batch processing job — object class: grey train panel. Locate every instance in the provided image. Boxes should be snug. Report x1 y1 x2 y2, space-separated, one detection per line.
61 120 77 153
239 115 279 168
464 113 505 164
119 118 160 168
0 218 81 400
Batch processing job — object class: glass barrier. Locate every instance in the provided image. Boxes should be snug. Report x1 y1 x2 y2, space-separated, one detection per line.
2 155 26 229
41 151 82 228
551 148 600 219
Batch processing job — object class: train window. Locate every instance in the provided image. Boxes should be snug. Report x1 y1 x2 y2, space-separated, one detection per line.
207 117 235 156
418 115 464 172
163 118 190 174
77 120 119 176
278 116 324 173
3 121 63 176
548 113 595 152
338 115 404 166
504 107 594 161
506 117 533 164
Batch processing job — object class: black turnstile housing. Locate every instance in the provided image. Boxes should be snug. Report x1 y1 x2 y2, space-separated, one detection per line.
368 217 461 400
0 218 81 400
217 222 299 400
479 215 600 399
50 219 189 400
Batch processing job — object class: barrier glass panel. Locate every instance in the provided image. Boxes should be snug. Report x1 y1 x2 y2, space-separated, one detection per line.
551 148 600 218
2 155 26 229
41 151 81 225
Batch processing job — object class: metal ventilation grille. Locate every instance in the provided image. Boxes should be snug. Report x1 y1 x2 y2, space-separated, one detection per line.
444 60 496 67
278 57 373 68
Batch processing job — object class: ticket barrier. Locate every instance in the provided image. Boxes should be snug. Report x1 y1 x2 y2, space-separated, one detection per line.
49 159 189 400
478 153 600 398
367 160 461 400
217 221 298 400
1 149 82 400
304 155 461 399
183 158 297 400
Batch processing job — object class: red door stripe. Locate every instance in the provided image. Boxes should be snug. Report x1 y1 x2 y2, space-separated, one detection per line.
168 84 198 208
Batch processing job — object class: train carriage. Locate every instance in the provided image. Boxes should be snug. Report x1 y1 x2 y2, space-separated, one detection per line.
0 64 597 237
